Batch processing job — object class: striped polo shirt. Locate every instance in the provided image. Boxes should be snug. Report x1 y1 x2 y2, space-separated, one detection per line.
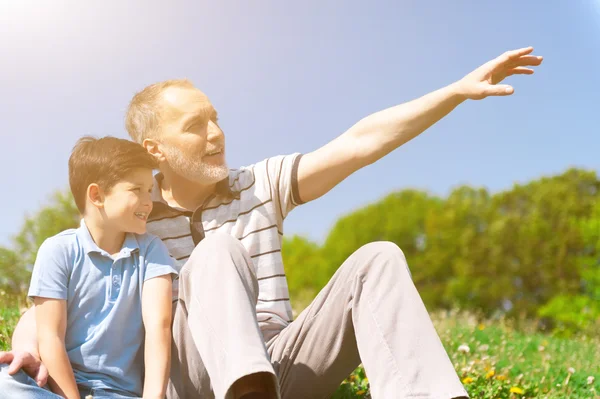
146 153 303 337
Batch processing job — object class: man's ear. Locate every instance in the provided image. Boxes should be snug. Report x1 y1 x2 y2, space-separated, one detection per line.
143 138 166 163
87 184 105 210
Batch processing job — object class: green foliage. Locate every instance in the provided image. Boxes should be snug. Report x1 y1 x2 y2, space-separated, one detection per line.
3 168 600 337
0 247 27 293
13 190 79 269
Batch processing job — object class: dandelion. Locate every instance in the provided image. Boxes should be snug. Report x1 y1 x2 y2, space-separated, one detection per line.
588 376 595 385
495 375 507 381
478 323 485 330
462 377 474 384
509 386 524 395
458 344 470 354
356 390 365 396
485 369 495 379
565 367 575 385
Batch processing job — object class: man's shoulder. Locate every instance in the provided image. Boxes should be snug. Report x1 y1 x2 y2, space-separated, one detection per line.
230 154 301 189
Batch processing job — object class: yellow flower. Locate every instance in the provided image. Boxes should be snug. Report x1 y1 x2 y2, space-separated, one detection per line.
486 370 495 379
495 375 507 381
356 390 366 395
349 375 356 381
462 377 474 384
478 323 485 330
510 386 525 395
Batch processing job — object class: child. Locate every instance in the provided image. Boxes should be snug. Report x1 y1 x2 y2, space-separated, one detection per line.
26 136 177 398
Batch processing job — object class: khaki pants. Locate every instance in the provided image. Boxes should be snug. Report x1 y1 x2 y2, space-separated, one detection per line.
167 234 468 399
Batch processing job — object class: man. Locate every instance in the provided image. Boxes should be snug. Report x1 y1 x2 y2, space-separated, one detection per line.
2 47 542 399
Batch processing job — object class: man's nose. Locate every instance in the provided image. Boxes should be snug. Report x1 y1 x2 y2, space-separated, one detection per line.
207 120 224 141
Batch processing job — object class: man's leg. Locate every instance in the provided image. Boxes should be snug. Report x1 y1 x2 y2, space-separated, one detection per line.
0 364 62 399
167 233 280 399
267 242 469 399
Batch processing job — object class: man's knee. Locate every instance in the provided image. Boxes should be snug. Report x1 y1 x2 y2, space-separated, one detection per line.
355 241 412 280
183 233 256 280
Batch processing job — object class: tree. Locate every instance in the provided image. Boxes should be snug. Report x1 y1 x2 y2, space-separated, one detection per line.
13 189 79 268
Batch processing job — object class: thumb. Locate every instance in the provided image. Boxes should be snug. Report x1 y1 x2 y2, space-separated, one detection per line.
486 84 514 96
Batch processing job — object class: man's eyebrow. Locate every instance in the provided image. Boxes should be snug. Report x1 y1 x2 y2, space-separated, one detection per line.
182 105 214 126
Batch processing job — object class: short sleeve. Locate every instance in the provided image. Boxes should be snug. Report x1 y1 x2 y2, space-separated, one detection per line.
264 153 303 220
28 238 71 300
143 237 179 282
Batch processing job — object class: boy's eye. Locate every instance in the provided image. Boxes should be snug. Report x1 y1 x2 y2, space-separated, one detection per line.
132 188 141 192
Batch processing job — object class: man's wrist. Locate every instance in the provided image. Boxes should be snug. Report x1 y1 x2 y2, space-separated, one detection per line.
447 80 470 102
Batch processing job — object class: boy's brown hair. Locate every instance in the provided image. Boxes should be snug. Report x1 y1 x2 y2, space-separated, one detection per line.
69 136 158 214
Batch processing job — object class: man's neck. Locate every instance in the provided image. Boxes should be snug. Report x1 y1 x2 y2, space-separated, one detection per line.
159 168 217 211
83 216 125 256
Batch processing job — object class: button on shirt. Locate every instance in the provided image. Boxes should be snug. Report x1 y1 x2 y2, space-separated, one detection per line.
28 219 178 396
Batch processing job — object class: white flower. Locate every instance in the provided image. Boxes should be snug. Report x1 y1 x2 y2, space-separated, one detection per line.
588 376 595 385
538 345 545 352
478 344 489 352
568 367 576 374
458 344 470 354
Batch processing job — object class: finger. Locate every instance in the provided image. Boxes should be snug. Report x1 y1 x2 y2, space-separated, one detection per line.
510 55 543 67
36 365 49 387
494 47 535 67
507 67 535 76
7 354 24 375
486 84 514 96
505 46 534 60
0 351 14 364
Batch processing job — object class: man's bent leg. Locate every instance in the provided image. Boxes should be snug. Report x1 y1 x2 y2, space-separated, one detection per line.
168 233 279 399
267 242 468 399
0 364 62 399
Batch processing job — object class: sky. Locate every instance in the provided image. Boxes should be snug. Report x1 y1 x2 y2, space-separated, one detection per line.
1 1 599 246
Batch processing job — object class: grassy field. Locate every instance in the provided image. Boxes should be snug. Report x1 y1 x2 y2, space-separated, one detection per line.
1 292 599 398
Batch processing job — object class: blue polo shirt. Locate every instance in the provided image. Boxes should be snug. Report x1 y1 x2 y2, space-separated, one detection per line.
28 219 178 396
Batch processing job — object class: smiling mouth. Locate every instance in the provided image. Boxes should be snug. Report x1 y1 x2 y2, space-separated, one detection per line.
205 149 223 156
134 212 148 220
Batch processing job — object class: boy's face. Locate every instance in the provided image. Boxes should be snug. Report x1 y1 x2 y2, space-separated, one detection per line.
101 168 154 235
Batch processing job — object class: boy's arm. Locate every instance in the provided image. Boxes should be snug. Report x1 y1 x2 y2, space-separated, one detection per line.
34 297 80 399
141 275 173 399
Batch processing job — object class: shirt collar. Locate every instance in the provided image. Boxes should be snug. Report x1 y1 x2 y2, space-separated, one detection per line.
76 219 140 258
151 172 238 213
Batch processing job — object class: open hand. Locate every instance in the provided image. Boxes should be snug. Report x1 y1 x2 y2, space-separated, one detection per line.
0 350 48 387
456 47 543 100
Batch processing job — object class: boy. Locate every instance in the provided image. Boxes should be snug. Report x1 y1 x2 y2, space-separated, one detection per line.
12 136 177 398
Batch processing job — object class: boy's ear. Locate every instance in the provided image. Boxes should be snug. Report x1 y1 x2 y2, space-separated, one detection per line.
143 138 166 163
87 184 105 209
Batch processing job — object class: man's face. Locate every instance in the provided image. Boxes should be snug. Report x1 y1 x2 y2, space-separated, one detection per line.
155 86 228 184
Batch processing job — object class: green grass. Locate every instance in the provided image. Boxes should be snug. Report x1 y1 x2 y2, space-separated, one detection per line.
1 292 599 398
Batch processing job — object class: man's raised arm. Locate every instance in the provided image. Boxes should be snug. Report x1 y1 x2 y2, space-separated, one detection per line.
296 46 543 203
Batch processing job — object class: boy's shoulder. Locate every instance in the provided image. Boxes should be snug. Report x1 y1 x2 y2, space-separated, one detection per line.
34 227 85 272
132 231 164 255
39 227 82 255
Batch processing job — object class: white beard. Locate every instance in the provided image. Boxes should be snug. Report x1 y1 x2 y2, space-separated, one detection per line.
162 144 229 184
